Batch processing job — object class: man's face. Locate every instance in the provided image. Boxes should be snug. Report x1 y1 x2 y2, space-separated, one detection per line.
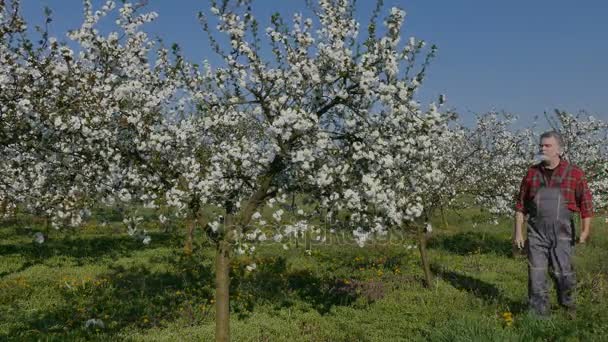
539 137 561 161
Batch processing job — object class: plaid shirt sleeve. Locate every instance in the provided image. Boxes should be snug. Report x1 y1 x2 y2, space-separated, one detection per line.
576 171 594 218
515 170 531 214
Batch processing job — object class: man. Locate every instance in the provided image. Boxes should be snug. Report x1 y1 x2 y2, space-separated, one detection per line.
513 131 593 318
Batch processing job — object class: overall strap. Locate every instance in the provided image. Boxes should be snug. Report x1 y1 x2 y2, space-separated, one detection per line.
539 170 547 187
552 163 572 187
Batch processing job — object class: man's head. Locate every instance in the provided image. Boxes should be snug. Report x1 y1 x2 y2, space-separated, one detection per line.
539 131 564 166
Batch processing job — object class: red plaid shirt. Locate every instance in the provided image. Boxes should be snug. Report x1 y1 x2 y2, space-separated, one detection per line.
515 159 593 218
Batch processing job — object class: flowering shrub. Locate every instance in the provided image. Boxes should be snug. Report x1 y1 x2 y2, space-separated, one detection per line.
549 110 608 211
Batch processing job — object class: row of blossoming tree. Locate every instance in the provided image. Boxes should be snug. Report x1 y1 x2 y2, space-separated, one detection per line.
1 0 607 340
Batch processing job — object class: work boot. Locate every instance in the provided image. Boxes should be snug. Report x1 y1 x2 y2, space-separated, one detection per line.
527 308 550 320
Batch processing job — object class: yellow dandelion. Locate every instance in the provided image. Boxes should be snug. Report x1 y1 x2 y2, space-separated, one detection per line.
502 312 514 327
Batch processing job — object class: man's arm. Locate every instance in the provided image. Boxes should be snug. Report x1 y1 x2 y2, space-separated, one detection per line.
514 211 525 249
513 170 530 249
579 217 591 243
575 170 593 244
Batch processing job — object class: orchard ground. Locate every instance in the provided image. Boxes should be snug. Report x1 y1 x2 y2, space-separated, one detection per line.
1 208 607 341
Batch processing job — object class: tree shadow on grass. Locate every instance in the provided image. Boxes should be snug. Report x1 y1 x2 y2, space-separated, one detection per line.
230 256 369 317
431 264 528 314
3 250 365 340
0 222 36 239
0 232 178 277
3 252 215 340
428 231 512 257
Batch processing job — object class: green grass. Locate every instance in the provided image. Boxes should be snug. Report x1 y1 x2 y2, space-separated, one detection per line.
1 211 607 341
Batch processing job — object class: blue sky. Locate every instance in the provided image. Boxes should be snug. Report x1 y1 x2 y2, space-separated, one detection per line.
20 1 608 125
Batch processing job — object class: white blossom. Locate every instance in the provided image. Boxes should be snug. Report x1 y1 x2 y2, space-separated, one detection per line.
33 232 45 244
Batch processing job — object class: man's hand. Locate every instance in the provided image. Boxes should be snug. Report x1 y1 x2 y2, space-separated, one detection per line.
514 230 525 249
579 217 592 245
514 211 526 250
578 232 589 244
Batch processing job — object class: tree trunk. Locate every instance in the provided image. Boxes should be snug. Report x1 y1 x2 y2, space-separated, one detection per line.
418 232 433 288
215 236 231 342
213 158 280 341
305 230 311 252
45 216 51 238
0 200 6 218
184 217 195 256
441 205 449 229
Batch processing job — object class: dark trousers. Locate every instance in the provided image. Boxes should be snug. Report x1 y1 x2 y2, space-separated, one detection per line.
527 236 576 315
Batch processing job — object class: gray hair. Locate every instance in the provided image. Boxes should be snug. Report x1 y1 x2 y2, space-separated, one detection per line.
539 130 565 154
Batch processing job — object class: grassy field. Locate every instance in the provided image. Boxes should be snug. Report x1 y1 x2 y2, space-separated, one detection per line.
1 211 607 341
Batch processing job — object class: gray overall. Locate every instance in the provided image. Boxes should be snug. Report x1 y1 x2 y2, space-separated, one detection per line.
526 164 576 315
